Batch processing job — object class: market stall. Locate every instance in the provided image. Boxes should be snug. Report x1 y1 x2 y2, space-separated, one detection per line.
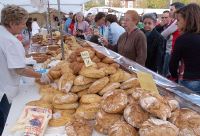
2 33 200 136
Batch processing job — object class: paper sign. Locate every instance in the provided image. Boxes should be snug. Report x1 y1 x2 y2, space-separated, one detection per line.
80 51 93 67
137 72 159 94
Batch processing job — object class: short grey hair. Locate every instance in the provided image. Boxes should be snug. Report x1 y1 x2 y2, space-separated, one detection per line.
1 5 29 27
142 13 157 23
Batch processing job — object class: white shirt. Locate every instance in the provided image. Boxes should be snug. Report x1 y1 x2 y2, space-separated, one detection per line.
0 26 26 102
108 22 125 45
32 21 40 36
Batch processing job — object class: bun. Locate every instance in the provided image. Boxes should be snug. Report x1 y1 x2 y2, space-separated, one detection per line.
139 118 179 136
108 120 138 136
88 77 109 94
102 90 128 114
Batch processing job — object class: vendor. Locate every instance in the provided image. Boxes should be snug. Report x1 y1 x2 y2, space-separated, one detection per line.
0 5 51 134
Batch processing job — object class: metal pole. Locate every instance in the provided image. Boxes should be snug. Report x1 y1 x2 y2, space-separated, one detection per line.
57 0 65 60
47 0 53 44
170 0 173 5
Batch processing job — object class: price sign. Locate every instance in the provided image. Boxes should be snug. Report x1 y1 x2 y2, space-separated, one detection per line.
80 51 93 67
137 72 159 94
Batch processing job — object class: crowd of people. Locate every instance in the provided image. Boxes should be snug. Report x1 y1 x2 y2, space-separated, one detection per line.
0 2 200 135
64 2 200 94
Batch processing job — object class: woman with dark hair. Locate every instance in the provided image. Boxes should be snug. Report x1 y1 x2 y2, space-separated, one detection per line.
104 14 125 46
169 3 200 93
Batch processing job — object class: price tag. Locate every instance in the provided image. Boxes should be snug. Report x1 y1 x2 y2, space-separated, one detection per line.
80 51 93 67
137 72 159 94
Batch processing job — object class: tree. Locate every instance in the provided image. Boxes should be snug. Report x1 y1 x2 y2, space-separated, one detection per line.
85 0 105 10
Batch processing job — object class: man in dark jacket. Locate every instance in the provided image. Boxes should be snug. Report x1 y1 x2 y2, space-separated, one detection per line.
141 13 165 73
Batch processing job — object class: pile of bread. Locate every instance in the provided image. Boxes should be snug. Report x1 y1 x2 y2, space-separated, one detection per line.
29 43 200 136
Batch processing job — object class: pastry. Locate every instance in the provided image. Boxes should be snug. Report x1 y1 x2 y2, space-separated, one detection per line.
103 65 117 75
164 96 180 112
139 93 171 120
95 110 122 135
53 102 79 110
169 108 200 136
53 93 78 104
79 66 106 79
97 62 109 68
109 69 125 83
124 101 149 128
96 51 106 59
120 78 140 90
102 57 115 64
80 94 102 104
65 118 93 136
74 75 96 86
26 100 53 110
88 77 109 94
99 82 121 96
53 109 76 114
58 73 75 93
71 83 92 93
139 118 179 136
75 103 100 120
70 62 84 75
48 70 62 80
77 89 88 98
131 88 145 101
108 120 138 136
110 63 120 69
49 112 74 127
92 56 101 63
102 90 128 113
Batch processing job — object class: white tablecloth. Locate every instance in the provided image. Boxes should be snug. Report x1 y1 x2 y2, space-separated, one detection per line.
2 83 105 136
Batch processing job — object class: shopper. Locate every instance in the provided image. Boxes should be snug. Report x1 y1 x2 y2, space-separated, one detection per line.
104 10 147 66
162 2 185 77
155 10 172 33
141 13 165 73
31 18 40 36
73 12 89 39
68 14 76 35
64 12 73 33
89 12 108 44
0 5 51 134
105 14 125 46
169 3 200 94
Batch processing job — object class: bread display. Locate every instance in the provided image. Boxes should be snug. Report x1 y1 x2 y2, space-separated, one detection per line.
95 110 122 135
99 82 121 96
74 75 96 86
101 90 128 113
75 103 100 120
49 112 74 127
58 73 75 93
80 94 102 104
24 36 200 136
108 120 138 136
79 66 106 79
71 83 92 93
65 118 93 136
120 78 140 90
53 93 78 104
139 118 179 136
53 102 79 110
139 93 171 120
88 77 109 94
124 101 149 128
169 108 200 136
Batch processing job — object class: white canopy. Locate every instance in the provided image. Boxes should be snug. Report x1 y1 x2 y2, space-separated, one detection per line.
0 0 90 13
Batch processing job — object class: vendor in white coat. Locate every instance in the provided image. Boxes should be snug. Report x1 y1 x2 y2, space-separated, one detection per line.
0 5 50 134
31 18 40 36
